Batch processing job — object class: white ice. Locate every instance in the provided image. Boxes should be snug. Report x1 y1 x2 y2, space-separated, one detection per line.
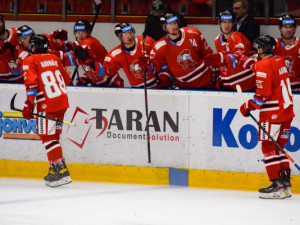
0 178 299 225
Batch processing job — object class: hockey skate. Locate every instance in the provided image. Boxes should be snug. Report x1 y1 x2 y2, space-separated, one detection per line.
44 159 72 187
259 179 286 199
44 163 56 186
280 169 292 198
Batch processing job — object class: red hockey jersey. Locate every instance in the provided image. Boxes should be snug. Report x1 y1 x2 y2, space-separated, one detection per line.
79 35 108 63
104 36 169 88
23 53 71 112
150 27 213 89
253 55 294 123
273 38 300 93
215 31 255 91
0 27 23 83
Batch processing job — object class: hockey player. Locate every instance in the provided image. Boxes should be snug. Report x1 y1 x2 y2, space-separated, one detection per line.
148 13 214 89
204 10 256 91
0 14 23 83
75 23 172 88
73 20 123 87
22 34 72 187
273 14 300 93
105 23 172 88
16 25 69 59
240 35 294 199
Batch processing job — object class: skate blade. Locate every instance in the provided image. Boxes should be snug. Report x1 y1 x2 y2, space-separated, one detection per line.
259 191 286 199
45 176 72 188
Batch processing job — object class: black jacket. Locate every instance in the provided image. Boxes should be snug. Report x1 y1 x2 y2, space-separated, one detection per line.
235 15 260 45
143 11 187 41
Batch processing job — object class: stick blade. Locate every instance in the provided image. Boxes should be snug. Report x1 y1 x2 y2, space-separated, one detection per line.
236 84 244 103
10 93 18 110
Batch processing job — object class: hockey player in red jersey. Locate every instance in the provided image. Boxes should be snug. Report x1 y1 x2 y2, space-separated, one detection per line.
22 34 72 187
0 14 23 83
74 23 171 88
273 15 300 94
205 10 256 91
149 13 214 89
240 35 295 199
73 20 123 87
100 22 172 88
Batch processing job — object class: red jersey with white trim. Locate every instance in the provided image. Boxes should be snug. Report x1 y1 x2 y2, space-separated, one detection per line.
150 27 213 89
78 35 123 87
104 36 169 88
273 37 300 93
253 55 294 123
79 36 108 63
215 31 255 91
23 53 71 112
0 28 23 83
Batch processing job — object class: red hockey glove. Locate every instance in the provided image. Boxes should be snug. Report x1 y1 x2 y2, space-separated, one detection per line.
240 99 256 117
237 54 255 69
22 100 35 120
76 75 91 86
74 46 90 62
138 56 152 73
156 75 172 89
50 29 68 41
204 53 223 67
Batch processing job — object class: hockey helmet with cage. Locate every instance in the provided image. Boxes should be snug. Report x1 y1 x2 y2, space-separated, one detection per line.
17 25 35 38
279 14 296 28
219 10 235 23
160 13 179 27
114 23 136 37
74 20 92 35
252 35 276 54
29 34 49 54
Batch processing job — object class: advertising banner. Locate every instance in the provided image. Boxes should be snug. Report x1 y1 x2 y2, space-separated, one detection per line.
0 84 299 174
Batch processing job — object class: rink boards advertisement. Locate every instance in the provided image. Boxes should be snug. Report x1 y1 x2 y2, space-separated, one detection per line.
0 84 299 175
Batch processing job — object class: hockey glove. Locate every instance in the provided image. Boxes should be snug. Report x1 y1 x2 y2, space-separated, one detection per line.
240 99 256 117
22 100 35 120
204 53 224 67
156 75 172 89
237 54 255 69
138 56 152 73
74 46 90 62
76 75 91 86
0 42 15 56
50 29 68 41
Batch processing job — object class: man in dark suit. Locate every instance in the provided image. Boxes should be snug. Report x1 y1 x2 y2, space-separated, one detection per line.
232 0 260 45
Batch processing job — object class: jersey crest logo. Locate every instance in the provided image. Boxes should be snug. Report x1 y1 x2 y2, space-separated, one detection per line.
283 56 294 76
177 49 196 69
130 59 144 79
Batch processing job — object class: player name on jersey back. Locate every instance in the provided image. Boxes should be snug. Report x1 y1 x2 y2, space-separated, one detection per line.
40 59 59 68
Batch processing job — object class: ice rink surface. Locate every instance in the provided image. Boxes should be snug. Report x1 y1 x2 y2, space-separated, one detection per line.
0 178 299 225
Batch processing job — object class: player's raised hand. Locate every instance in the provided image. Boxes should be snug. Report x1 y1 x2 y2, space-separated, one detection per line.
204 53 223 67
50 29 68 41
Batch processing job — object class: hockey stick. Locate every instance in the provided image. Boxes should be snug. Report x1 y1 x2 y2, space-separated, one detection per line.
142 35 151 163
10 93 76 126
72 0 102 84
236 84 300 171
